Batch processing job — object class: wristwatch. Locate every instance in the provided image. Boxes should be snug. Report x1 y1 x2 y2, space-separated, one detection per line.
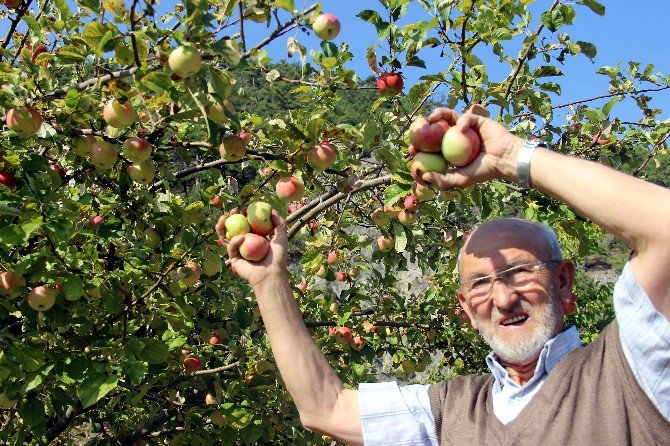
517 140 549 190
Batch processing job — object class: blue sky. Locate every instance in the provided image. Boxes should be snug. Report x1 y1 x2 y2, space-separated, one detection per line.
3 1 669 123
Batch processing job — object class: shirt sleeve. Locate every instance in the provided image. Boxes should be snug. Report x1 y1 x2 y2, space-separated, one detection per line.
358 381 438 446
614 261 670 420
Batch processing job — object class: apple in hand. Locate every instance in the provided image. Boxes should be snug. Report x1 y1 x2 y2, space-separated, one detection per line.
238 233 270 262
168 45 203 78
376 72 403 97
103 99 136 129
313 13 341 40
6 106 43 136
408 117 449 152
276 176 305 202
307 141 337 171
123 137 152 162
27 285 57 311
0 172 17 189
219 135 246 162
410 152 448 185
246 202 274 236
224 214 250 239
72 135 96 157
441 126 481 167
182 355 202 373
127 160 155 185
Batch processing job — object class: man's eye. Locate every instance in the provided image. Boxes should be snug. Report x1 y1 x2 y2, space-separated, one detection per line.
470 278 491 290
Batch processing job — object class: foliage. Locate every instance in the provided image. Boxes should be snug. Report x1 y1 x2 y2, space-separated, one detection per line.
0 0 667 444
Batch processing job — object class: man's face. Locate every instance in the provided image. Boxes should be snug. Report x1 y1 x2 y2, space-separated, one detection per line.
458 229 570 365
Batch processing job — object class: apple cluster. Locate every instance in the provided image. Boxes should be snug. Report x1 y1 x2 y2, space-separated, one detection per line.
328 326 366 351
408 116 482 185
220 202 275 261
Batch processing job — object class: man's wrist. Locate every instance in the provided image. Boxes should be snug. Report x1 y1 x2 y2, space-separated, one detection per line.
251 269 290 295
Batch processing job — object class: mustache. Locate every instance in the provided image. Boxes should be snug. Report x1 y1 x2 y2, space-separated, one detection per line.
490 301 532 324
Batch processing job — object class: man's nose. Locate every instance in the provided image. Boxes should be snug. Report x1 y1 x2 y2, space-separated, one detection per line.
490 278 521 309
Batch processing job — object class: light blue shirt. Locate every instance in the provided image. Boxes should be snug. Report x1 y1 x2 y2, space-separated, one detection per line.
359 262 670 446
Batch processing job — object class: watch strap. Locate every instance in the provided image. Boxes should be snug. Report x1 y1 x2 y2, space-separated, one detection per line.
517 140 545 190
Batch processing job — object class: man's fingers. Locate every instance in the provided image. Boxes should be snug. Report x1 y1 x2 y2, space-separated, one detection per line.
422 170 473 191
215 214 228 239
455 112 487 132
270 210 288 246
427 108 460 125
226 234 245 260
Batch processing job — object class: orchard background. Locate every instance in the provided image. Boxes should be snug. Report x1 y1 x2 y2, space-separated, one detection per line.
1 0 669 444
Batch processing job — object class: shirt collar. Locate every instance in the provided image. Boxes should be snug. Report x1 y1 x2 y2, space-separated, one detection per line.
485 325 583 388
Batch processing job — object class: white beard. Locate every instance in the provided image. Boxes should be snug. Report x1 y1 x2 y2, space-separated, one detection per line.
474 292 563 364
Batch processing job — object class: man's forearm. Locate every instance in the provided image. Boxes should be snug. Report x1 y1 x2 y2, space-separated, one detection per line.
251 273 347 422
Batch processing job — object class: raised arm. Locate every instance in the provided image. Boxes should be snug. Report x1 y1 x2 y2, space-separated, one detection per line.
217 212 363 445
422 109 670 321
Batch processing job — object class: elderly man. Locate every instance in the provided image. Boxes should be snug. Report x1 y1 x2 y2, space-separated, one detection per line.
222 108 670 445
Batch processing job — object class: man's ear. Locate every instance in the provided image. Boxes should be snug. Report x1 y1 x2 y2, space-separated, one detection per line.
555 260 577 315
457 291 478 330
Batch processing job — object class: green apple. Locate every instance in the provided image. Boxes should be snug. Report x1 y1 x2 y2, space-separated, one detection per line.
143 228 161 248
219 135 246 162
441 126 481 167
377 235 394 252
168 45 203 78
127 160 155 185
103 99 136 129
207 99 235 123
5 106 42 136
123 137 152 162
313 13 341 40
410 152 448 185
90 140 118 169
72 135 96 158
224 214 250 239
247 202 274 236
27 285 57 311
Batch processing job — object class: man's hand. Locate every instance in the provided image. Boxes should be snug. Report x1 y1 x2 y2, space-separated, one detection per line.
215 210 288 289
419 107 525 190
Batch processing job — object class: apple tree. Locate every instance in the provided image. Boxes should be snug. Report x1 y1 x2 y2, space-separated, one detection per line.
0 0 667 444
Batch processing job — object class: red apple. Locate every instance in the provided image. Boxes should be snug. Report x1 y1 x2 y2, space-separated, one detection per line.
275 176 305 202
309 220 318 231
350 336 365 351
410 152 448 185
246 201 274 236
0 270 25 293
334 327 353 345
408 117 450 152
441 127 481 167
0 172 16 189
49 164 65 179
297 282 307 292
209 332 221 345
90 140 118 169
287 203 304 214
376 72 403 97
219 135 246 162
182 355 202 373
123 137 152 162
103 99 136 129
6 106 43 136
180 262 201 286
326 250 340 265
168 45 203 78
88 215 104 228
307 141 337 171
211 196 223 208
313 13 340 40
21 42 48 64
239 233 270 262
335 271 348 282
404 195 418 212
27 286 57 311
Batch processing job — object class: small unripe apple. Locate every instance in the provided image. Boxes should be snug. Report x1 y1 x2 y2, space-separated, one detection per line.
316 265 328 278
413 183 436 201
207 100 235 123
350 336 365 351
88 215 104 228
404 195 418 212
408 117 449 152
334 327 353 345
371 208 390 227
6 106 43 136
0 171 16 189
239 233 270 262
238 129 252 144
127 160 155 185
90 140 118 169
224 214 250 239
123 137 152 162
143 228 161 248
275 176 305 202
219 135 246 162
182 355 202 373
246 201 274 236
180 261 201 286
410 152 448 185
335 271 348 282
209 332 221 345
398 211 417 226
27 285 57 311
377 235 394 252
297 282 307 292
72 135 96 157
441 127 481 167
307 141 337 171
401 359 415 375
313 13 341 40
103 99 136 129
376 72 403 97
168 45 203 78
326 250 340 265
205 393 217 405
348 267 360 278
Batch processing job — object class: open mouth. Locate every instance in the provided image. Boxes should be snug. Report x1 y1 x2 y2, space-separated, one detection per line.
500 315 529 326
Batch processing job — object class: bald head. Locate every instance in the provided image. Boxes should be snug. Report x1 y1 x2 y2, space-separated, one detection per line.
458 218 562 280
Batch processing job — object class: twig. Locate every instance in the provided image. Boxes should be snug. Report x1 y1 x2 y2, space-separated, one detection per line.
238 2 247 52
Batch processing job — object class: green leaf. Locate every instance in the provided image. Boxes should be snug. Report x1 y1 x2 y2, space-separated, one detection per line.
82 22 109 52
393 223 408 253
576 41 597 59
55 45 88 63
383 184 410 206
578 0 605 16
140 72 172 93
63 275 84 301
0 224 26 250
121 360 147 386
9 345 44 373
77 373 119 408
274 0 294 12
138 339 169 364
18 397 45 428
